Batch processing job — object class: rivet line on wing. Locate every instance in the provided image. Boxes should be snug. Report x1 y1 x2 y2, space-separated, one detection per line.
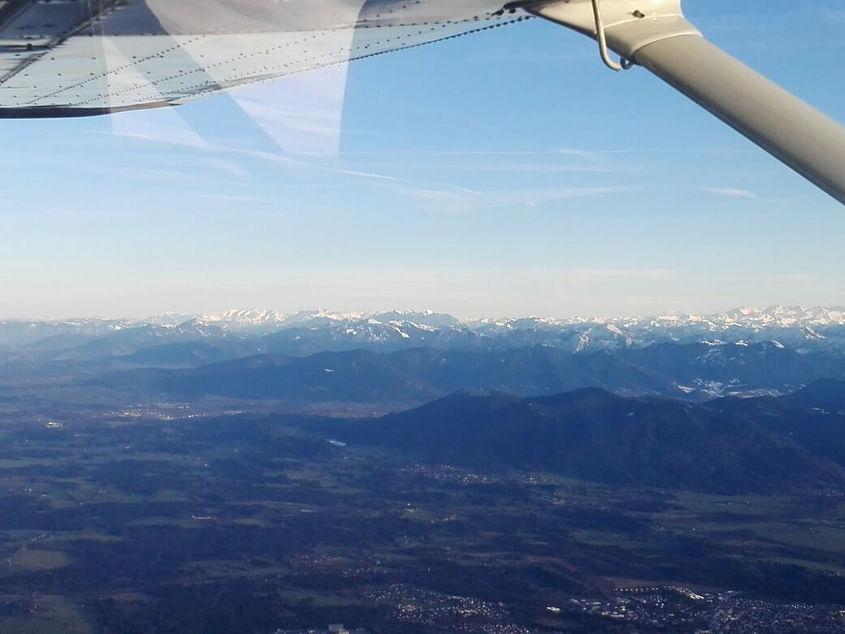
63 14 528 108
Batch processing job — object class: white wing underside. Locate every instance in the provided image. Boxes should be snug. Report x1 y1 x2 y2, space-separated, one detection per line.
0 0 520 116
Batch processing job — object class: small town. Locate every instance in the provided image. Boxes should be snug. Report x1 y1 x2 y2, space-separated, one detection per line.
363 584 509 627
568 586 845 633
272 586 845 633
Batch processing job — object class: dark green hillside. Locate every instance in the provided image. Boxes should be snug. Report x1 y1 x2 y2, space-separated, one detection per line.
347 389 845 494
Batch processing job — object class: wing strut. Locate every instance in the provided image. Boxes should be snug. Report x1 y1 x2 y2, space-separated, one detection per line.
512 0 845 205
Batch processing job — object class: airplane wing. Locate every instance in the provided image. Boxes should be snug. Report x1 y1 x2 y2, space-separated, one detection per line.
0 0 843 203
0 0 517 117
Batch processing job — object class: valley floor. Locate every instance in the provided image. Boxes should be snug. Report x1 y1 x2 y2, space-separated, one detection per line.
1 401 844 633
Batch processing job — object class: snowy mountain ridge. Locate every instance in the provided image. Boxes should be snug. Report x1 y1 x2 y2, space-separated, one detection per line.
1 306 844 352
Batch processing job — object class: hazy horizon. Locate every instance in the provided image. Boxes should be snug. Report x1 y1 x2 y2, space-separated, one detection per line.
2 302 844 324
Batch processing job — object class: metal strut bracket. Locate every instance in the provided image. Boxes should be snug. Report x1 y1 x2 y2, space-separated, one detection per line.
589 0 627 71
501 1 646 71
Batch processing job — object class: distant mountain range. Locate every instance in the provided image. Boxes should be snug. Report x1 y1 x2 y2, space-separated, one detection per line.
4 307 845 404
4 307 845 496
95 341 845 403
332 380 845 494
2 306 845 354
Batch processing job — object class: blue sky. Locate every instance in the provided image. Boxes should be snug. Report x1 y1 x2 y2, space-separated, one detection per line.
1 0 843 319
